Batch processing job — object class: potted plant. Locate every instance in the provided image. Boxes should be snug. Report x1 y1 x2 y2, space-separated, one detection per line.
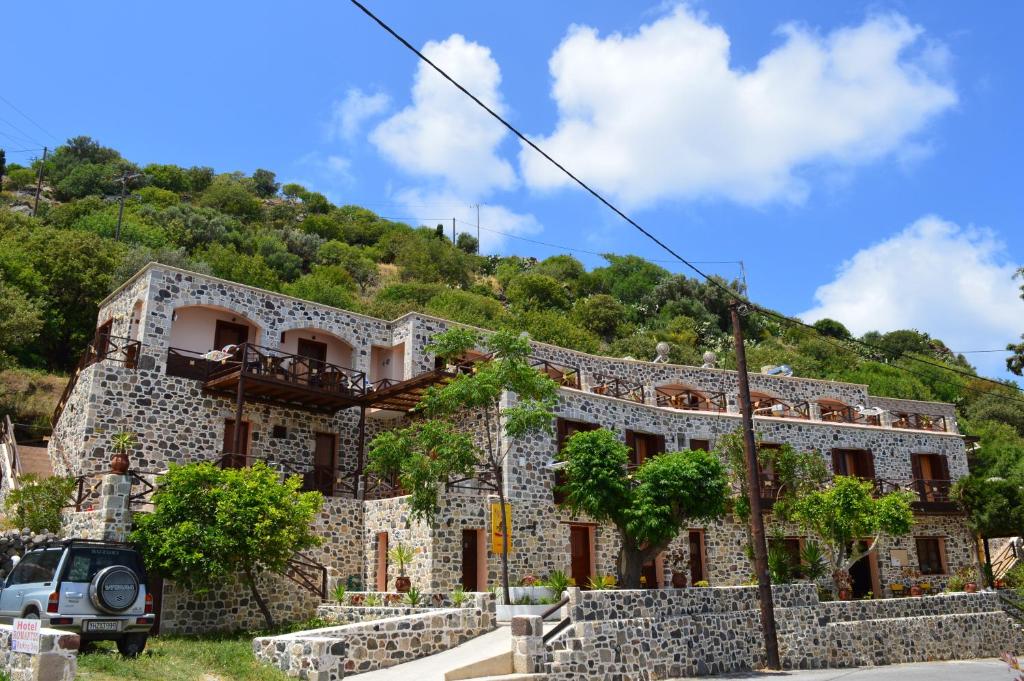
959 566 979 593
545 570 571 600
834 570 852 600
388 543 415 593
902 567 923 596
109 430 136 474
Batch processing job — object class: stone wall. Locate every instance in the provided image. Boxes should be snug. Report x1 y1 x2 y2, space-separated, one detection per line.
0 624 78 681
252 592 496 679
529 586 1024 680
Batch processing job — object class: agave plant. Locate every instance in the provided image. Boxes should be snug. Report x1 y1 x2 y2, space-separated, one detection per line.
545 570 570 599
405 586 423 607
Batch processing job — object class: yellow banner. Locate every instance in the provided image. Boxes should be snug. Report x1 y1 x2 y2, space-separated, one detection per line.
490 502 512 554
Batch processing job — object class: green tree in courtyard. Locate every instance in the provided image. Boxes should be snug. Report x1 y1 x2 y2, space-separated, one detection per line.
4 474 76 533
557 429 729 588
131 462 322 629
366 328 558 603
790 475 913 595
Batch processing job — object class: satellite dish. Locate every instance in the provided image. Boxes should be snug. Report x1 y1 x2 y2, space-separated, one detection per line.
854 404 886 418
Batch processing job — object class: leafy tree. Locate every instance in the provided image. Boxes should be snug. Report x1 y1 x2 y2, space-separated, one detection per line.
185 166 214 194
4 474 76 533
317 241 378 293
136 186 180 209
283 265 358 309
558 429 729 587
507 309 601 354
505 273 570 312
0 276 42 369
455 232 479 254
812 318 852 340
54 162 118 200
131 462 322 628
367 328 558 602
494 256 534 290
250 168 279 198
44 136 121 188
299 190 332 215
199 175 262 220
591 254 669 306
200 243 280 291
281 183 307 200
790 476 914 594
572 294 626 341
395 234 474 288
143 164 190 193
5 167 36 191
532 255 589 297
425 290 508 328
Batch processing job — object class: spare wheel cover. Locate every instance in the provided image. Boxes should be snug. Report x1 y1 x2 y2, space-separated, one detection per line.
90 565 140 613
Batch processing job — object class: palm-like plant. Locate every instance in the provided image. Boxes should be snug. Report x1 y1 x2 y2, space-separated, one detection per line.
388 543 414 576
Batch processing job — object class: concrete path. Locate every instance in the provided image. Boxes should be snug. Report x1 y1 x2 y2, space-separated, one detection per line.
708 658 1012 680
352 625 515 681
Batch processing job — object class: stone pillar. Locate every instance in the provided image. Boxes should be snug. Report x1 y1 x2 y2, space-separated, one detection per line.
98 474 133 542
511 615 545 674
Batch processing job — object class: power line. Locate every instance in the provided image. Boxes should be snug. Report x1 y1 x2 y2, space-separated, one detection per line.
0 114 45 147
0 94 60 144
350 0 1024 402
953 349 1013 354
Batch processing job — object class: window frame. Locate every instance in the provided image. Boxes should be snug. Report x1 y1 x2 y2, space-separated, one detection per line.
915 536 947 576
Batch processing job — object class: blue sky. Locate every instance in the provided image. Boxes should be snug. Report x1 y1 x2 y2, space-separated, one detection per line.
4 1 1022 380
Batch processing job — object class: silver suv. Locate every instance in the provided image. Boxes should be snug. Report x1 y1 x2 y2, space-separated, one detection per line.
0 540 153 656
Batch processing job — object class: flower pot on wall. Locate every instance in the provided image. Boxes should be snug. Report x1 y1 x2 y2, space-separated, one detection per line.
110 451 130 474
964 582 978 593
671 572 687 589
838 589 851 601
910 585 922 597
395 576 411 593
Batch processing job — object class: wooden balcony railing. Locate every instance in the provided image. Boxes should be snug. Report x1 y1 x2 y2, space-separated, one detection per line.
655 387 726 413
819 405 882 427
892 412 948 433
529 357 581 389
53 333 142 425
750 397 810 420
590 373 644 403
908 478 955 508
213 452 348 497
209 342 367 395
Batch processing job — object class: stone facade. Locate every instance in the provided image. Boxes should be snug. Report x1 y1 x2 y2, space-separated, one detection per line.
49 263 980 632
516 586 1024 679
252 593 495 679
0 624 78 681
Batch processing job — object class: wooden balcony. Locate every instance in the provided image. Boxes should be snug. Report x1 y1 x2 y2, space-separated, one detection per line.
53 333 141 425
819 404 881 427
655 387 726 413
892 412 948 433
591 373 644 403
908 478 958 513
530 357 581 389
750 397 809 420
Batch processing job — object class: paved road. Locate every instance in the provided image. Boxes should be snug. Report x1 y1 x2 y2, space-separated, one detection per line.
710 658 1013 680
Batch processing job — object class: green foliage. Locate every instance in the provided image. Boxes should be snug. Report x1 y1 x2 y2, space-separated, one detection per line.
505 273 570 311
200 243 281 291
143 163 190 193
455 232 478 254
451 585 469 605
131 462 322 628
317 241 378 292
4 474 76 533
0 276 42 369
767 541 794 584
426 290 507 328
799 541 829 582
558 428 729 587
137 186 181 208
571 294 626 340
532 255 588 296
5 167 36 190
333 582 346 603
790 476 914 590
199 175 262 220
404 586 423 606
545 570 570 598
591 254 669 306
388 543 415 575
282 265 358 310
812 318 852 340
250 169 279 198
507 309 601 354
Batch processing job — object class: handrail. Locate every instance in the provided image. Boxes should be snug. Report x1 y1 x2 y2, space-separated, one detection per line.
892 412 948 433
540 595 569 620
52 333 141 425
992 539 1021 580
655 387 726 413
212 452 348 497
590 373 644 403
205 342 369 396
529 357 581 389
282 551 328 600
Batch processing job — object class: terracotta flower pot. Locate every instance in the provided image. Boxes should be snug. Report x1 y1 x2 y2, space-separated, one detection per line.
838 589 851 601
110 451 130 475
910 585 923 597
964 582 978 593
671 572 687 589
395 576 411 593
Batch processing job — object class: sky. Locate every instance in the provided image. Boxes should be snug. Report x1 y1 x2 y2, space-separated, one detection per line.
3 1 1023 382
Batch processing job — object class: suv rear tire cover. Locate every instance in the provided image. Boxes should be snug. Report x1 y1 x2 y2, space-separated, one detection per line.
89 565 140 613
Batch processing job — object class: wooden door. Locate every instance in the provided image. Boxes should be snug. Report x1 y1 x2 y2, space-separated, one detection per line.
641 561 658 589
223 419 249 468
308 432 336 495
461 529 479 591
688 530 706 584
94 319 113 358
214 320 249 351
297 338 328 382
375 532 389 591
569 525 592 589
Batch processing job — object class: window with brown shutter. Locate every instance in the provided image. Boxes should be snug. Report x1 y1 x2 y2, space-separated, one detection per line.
689 439 710 452
831 449 875 480
626 430 666 468
916 537 945 575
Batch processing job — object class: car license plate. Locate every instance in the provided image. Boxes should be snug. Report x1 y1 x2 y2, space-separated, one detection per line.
85 620 121 633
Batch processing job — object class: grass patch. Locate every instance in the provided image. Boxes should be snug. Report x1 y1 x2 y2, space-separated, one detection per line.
77 633 289 681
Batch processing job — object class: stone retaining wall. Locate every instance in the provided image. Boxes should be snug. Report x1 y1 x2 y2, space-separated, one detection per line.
253 592 496 679
532 586 1024 680
0 624 78 681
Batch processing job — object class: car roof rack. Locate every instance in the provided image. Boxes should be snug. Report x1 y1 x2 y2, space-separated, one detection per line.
29 538 135 549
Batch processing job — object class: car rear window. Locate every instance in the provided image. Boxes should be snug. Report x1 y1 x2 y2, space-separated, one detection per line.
60 547 145 583
8 548 63 585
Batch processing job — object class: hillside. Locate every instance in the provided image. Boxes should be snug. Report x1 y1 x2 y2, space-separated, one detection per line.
1 136 1023 532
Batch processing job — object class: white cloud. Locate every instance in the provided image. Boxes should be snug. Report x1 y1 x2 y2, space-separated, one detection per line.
520 7 957 207
329 89 390 142
800 216 1021 376
391 188 541 254
370 34 516 196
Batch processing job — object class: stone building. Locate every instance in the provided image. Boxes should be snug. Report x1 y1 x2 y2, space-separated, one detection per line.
49 263 975 625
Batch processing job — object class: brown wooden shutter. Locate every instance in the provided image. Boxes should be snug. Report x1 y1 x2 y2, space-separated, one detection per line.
910 453 923 481
625 431 638 467
655 435 666 455
862 450 876 480
556 418 567 450
935 455 950 481
831 450 845 476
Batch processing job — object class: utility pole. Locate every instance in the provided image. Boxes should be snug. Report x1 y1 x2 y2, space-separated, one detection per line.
452 217 456 244
114 170 144 241
475 203 481 254
0 149 6 192
32 146 47 216
729 301 781 670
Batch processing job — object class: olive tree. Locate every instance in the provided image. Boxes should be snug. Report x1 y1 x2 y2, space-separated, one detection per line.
790 475 913 594
367 328 557 603
558 429 729 588
131 462 322 628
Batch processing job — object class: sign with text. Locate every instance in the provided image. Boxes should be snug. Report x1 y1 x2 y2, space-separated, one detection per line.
11 618 40 654
490 502 513 554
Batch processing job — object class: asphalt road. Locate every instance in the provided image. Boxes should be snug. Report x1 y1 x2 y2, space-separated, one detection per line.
706 659 1014 680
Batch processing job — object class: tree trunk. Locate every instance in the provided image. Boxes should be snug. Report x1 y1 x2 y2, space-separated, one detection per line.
496 482 512 605
244 567 275 630
616 534 660 589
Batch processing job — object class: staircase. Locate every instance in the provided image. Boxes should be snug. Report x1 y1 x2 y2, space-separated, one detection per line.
993 538 1022 580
